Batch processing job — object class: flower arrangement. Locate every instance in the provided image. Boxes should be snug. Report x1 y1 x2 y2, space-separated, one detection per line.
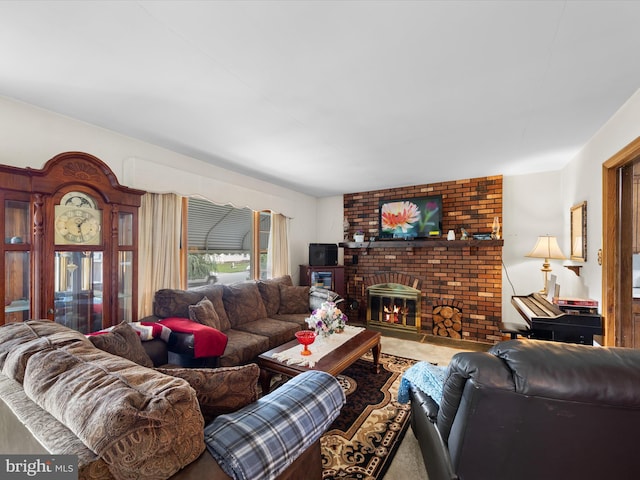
305 301 348 338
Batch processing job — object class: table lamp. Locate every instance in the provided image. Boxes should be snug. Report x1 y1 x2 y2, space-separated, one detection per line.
526 235 566 295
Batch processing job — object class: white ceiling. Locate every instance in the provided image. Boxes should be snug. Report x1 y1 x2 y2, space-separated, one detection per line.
1 1 640 197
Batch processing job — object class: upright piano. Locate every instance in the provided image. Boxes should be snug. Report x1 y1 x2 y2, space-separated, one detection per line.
508 293 602 345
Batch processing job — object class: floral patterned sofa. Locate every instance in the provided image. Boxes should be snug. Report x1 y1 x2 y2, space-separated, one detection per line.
143 275 336 367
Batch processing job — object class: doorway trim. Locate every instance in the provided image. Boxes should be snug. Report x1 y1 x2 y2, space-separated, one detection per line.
602 137 640 346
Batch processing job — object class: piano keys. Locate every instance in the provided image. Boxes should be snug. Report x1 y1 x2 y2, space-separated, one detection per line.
508 292 603 345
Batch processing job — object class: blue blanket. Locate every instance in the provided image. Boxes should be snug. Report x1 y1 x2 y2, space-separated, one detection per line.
397 361 447 405
204 370 345 480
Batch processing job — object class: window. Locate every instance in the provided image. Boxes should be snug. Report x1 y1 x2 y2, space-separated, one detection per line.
186 198 271 286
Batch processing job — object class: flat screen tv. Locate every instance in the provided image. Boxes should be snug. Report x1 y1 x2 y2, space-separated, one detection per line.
378 195 443 239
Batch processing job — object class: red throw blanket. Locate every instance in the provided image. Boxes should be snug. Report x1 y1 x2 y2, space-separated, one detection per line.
159 318 228 358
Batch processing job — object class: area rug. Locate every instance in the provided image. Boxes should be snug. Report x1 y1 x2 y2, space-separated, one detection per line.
320 352 419 480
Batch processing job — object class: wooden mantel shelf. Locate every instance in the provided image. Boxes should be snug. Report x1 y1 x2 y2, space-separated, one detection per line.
339 239 504 249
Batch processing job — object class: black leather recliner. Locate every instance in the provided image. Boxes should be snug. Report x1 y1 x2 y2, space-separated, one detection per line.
410 339 640 480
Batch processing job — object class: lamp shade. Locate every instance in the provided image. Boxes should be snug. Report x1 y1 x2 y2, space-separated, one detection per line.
526 235 566 260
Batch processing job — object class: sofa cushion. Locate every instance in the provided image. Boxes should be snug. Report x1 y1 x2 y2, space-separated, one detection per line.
0 374 112 479
156 364 259 423
234 318 300 349
22 342 205 480
2 337 57 384
189 296 223 330
223 282 268 327
219 330 270 367
0 320 91 383
154 284 230 331
278 285 310 314
270 313 309 327
88 321 154 368
257 275 293 316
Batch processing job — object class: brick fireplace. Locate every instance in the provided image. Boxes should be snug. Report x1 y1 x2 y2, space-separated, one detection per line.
342 175 503 344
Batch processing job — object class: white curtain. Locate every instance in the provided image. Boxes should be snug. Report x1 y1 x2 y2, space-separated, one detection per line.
268 213 290 278
138 193 182 317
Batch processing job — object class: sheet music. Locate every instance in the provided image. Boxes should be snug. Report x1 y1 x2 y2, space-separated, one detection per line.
546 274 557 303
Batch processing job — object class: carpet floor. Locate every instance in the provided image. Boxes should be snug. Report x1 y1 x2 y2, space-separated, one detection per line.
320 351 418 480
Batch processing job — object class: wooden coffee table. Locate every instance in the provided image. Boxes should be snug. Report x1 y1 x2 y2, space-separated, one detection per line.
257 329 381 394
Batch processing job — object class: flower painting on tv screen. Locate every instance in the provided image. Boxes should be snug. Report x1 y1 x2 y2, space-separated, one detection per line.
379 196 442 238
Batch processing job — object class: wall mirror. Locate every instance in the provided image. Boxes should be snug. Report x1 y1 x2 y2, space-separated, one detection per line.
570 201 587 261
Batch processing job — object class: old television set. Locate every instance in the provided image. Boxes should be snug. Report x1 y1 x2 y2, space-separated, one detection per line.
378 195 443 239
309 243 338 266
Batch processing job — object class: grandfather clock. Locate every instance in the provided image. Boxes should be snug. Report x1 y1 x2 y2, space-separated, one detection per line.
0 152 145 333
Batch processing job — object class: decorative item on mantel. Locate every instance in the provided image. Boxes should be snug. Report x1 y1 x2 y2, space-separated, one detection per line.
354 230 365 242
343 217 350 241
305 301 348 338
491 217 501 240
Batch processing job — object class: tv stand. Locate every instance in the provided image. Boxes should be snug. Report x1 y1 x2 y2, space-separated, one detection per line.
299 265 345 298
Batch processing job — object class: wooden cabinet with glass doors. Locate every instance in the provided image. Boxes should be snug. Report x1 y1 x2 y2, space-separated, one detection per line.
2 193 32 324
0 152 144 333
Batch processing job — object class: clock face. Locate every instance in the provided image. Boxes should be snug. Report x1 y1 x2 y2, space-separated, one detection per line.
55 191 102 245
55 208 101 245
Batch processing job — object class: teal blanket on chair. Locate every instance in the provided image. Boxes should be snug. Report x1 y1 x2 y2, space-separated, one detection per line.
397 361 447 405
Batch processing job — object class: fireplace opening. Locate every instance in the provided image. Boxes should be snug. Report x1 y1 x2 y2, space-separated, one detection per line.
367 283 421 334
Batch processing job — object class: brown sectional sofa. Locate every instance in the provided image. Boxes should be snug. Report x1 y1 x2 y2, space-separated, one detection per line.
0 319 341 480
145 275 313 367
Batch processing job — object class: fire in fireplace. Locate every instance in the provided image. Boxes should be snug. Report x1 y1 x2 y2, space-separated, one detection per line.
367 283 421 334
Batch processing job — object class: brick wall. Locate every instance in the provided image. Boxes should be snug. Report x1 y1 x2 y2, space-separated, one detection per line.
343 175 503 344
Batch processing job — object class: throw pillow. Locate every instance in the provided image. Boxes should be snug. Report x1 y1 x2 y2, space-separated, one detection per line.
88 321 154 368
222 282 268 326
189 297 222 330
278 285 310 314
257 275 293 316
155 364 259 423
154 284 230 330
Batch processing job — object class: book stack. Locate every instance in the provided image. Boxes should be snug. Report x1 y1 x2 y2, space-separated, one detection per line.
553 297 599 315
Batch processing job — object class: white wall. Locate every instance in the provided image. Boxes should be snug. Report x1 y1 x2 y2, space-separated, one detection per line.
561 87 640 304
316 196 346 265
0 96 318 283
501 171 564 324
